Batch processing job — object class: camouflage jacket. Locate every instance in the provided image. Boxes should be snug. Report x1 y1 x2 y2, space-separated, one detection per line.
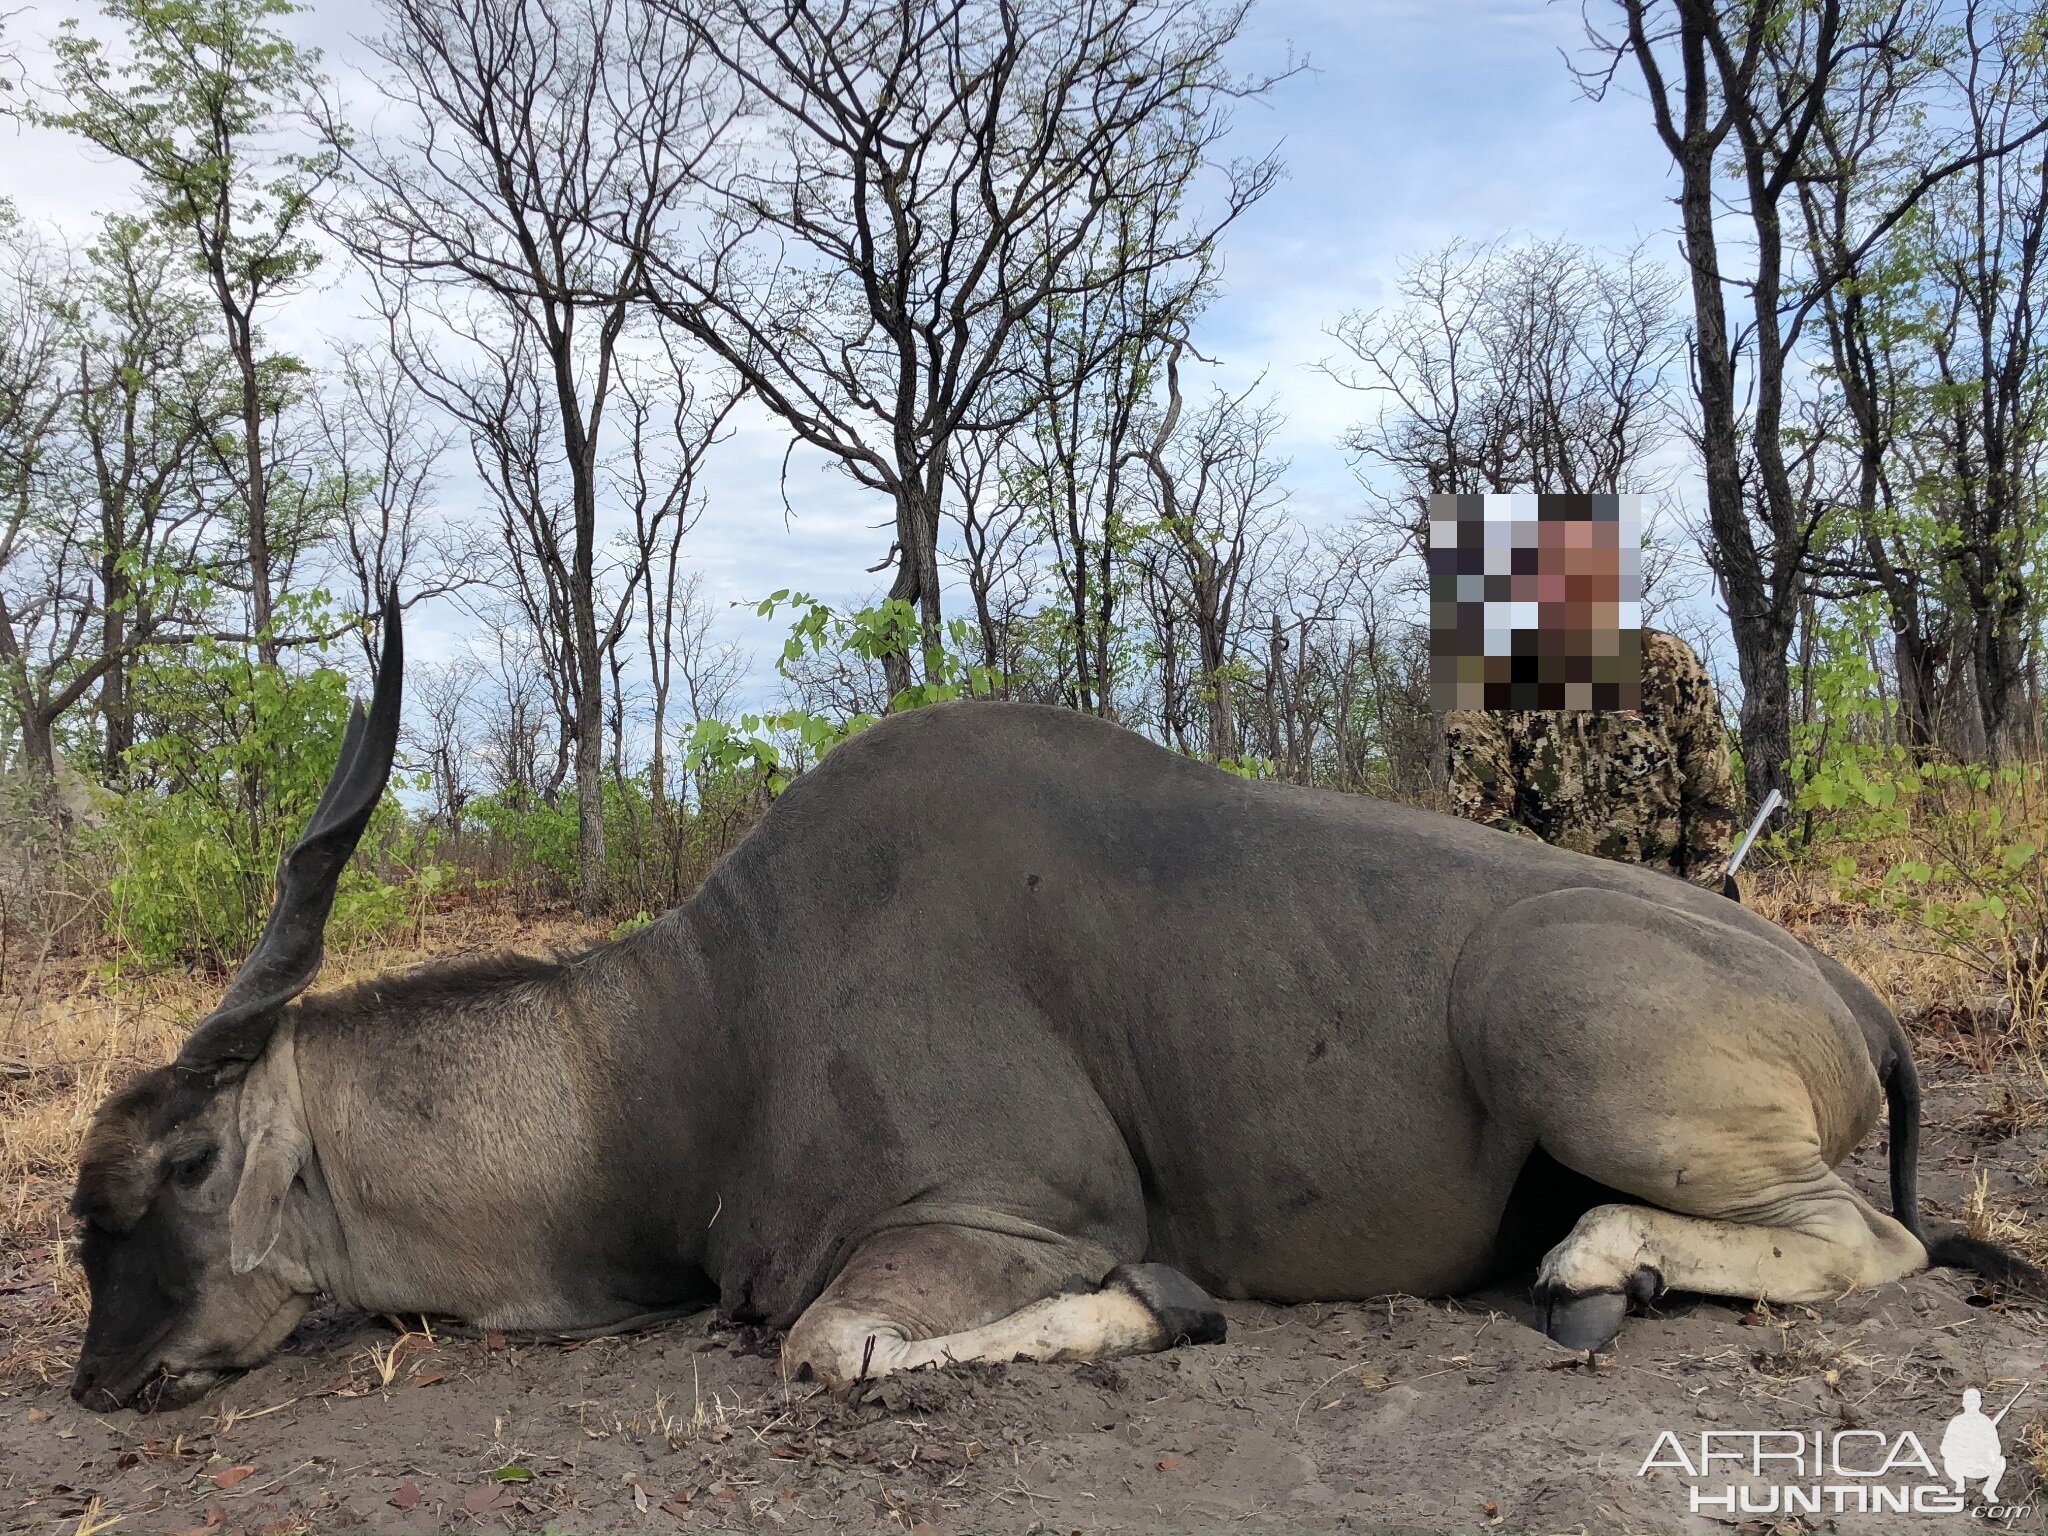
1443 629 1739 886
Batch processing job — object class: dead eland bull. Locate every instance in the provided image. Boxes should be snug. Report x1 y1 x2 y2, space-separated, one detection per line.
70 601 2037 1411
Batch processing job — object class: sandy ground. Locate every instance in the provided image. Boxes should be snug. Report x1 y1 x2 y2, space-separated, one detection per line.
2 1059 2040 1536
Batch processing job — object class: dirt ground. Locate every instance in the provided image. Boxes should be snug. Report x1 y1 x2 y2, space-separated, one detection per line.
2 1056 2040 1536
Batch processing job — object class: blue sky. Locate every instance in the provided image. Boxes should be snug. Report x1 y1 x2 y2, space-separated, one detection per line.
2 0 1709 701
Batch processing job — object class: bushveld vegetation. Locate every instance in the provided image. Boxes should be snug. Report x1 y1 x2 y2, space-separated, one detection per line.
0 0 2043 1396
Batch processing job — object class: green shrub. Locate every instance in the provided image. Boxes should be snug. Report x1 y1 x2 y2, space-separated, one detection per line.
463 788 582 892
685 594 1005 797
106 636 414 969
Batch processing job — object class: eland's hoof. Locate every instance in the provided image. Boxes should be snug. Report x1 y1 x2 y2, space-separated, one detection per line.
1538 1264 1661 1352
1542 1287 1627 1351
1103 1262 1227 1348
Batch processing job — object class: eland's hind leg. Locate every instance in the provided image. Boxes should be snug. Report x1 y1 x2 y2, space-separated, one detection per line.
1532 1171 1926 1350
1452 885 1929 1351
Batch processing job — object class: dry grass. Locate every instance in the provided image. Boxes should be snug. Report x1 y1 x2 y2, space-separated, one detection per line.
2019 1415 2048 1490
1748 858 2039 1070
1754 758 2048 1062
0 904 605 1392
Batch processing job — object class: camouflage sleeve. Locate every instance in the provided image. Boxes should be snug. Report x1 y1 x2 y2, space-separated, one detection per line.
1661 643 1739 885
1444 710 1540 839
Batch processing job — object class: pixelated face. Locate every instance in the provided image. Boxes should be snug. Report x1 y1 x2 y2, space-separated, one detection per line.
70 1068 312 1411
1552 519 1619 629
1428 493 1643 711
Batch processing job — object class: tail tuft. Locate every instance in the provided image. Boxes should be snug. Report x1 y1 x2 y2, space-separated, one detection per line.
1925 1230 2048 1300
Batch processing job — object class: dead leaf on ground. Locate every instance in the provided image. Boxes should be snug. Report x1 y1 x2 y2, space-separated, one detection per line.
209 1465 256 1490
388 1482 420 1511
462 1485 504 1515
411 1372 445 1388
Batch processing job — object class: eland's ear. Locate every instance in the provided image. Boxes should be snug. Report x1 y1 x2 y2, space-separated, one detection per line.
228 1030 310 1276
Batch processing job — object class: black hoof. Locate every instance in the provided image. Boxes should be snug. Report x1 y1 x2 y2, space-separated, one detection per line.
1543 1288 1627 1352
1103 1262 1227 1348
1539 1265 1662 1352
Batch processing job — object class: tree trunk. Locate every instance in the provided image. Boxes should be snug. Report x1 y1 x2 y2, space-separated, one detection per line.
1061 466 1095 714
572 514 607 915
1092 474 1121 720
1970 609 2025 762
1669 15 1777 814
968 566 1000 680
1891 619 1940 755
98 556 133 778
911 467 947 688
15 703 57 788
884 472 948 704
238 348 278 666
1194 572 1235 760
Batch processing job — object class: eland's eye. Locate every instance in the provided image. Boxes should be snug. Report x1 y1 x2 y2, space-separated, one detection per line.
170 1148 217 1186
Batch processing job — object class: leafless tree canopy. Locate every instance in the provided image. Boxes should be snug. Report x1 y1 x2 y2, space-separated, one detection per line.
1326 237 1684 569
634 0 1287 692
325 0 734 910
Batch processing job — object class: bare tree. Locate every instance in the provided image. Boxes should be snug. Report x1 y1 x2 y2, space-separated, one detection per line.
615 341 742 825
314 340 467 667
432 312 583 810
407 658 477 827
327 0 722 912
943 414 1041 688
637 0 1285 697
1004 122 1217 717
673 578 747 729
1325 236 1682 570
1577 0 2048 801
1139 349 1289 760
473 615 559 804
1909 4 2047 758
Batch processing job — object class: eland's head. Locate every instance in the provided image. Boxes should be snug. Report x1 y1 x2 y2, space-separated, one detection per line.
69 596 403 1411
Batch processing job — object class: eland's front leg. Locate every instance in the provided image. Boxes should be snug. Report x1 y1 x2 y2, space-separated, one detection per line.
780 1222 1224 1388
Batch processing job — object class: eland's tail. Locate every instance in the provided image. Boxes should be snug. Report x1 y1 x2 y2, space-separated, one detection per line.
1810 948 2046 1299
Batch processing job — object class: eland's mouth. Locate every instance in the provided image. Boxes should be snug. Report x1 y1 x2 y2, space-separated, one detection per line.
72 1356 240 1414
